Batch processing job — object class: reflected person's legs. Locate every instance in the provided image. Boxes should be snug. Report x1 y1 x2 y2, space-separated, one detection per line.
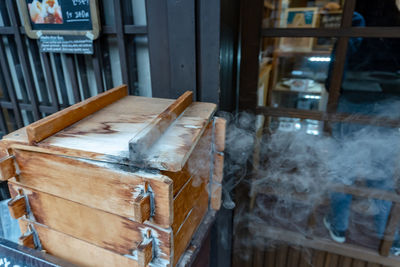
324 192 352 243
329 192 353 233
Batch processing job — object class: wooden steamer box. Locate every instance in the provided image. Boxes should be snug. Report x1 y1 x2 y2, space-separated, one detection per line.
0 85 226 267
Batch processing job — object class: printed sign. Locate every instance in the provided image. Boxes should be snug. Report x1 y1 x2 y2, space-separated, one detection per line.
39 35 93 54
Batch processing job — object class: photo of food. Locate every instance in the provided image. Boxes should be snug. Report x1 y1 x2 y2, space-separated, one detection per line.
28 0 63 24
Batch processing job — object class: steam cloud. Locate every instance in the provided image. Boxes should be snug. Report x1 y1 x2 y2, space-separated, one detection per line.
218 100 400 260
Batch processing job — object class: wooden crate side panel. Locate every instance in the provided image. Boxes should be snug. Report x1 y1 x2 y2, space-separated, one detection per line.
173 191 209 265
18 220 139 267
11 149 173 227
172 175 209 234
9 183 171 260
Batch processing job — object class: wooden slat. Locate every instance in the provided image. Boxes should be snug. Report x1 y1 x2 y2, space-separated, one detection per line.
129 91 193 160
299 249 313 267
313 251 326 267
324 253 339 267
352 259 366 267
0 155 16 181
27 40 50 106
264 248 276 267
210 183 222 210
76 55 90 99
380 203 400 256
10 149 173 227
6 0 40 121
40 50 60 111
287 247 301 267
252 248 264 267
9 183 171 259
0 40 23 128
113 0 129 88
214 117 226 152
7 195 27 219
339 256 353 267
275 245 288 267
213 153 224 184
18 220 139 267
26 85 128 144
326 37 349 113
52 53 70 106
92 41 105 93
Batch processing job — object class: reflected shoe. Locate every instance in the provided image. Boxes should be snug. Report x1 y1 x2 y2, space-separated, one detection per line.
391 246 400 256
391 241 400 256
323 216 346 243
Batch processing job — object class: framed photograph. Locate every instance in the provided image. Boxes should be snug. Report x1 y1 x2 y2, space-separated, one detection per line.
18 0 101 39
280 7 318 52
314 11 342 50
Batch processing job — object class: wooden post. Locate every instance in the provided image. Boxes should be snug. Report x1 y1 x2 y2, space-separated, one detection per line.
211 117 226 211
379 203 400 256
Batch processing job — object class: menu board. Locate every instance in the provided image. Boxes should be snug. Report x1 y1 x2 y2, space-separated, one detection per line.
26 0 92 31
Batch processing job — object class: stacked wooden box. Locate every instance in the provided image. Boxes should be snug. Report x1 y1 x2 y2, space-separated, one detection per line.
0 85 226 267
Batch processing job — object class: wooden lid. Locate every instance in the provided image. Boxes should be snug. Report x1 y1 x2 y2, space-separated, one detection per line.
2 87 216 172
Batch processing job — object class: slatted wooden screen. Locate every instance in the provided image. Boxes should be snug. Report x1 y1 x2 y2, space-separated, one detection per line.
0 0 148 136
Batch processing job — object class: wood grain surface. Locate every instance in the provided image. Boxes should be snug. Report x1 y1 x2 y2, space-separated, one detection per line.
7 195 27 219
129 91 193 161
9 183 171 260
172 175 209 233
214 117 226 152
10 149 173 227
173 190 209 265
0 155 16 181
19 220 140 267
3 96 216 172
26 85 128 144
162 122 212 196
